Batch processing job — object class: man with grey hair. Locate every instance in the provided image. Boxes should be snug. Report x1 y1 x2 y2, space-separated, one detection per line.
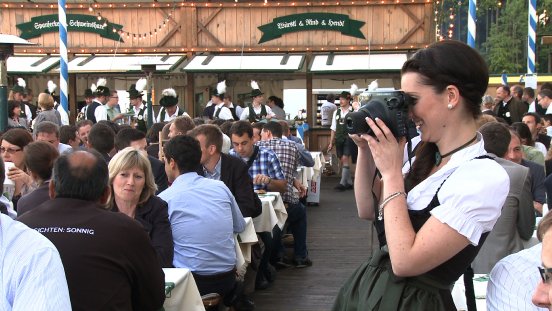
481 95 496 116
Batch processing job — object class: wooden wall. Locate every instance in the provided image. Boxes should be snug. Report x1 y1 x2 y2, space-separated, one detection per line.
2 2 432 53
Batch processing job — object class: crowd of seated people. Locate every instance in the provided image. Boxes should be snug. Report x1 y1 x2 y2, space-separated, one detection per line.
0 111 314 311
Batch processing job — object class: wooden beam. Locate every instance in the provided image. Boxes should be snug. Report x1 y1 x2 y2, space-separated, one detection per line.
197 8 223 34
306 52 313 150
69 73 77 125
197 8 224 46
14 43 426 55
158 25 181 47
185 52 195 116
397 5 424 44
157 7 182 47
197 22 224 46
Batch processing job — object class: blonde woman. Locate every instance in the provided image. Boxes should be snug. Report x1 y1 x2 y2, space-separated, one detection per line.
108 147 173 267
34 93 62 127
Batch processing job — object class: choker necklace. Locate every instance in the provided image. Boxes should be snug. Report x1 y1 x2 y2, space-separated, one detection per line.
435 134 478 166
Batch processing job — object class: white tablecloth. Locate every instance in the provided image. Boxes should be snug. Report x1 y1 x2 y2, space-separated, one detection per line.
254 192 288 232
310 151 325 179
235 217 258 271
163 268 205 311
297 152 325 188
452 274 487 311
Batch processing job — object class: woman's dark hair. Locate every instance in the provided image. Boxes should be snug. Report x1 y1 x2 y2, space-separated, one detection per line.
402 41 489 191
1 128 33 149
24 141 59 182
511 122 534 146
7 101 20 119
146 122 167 144
268 96 284 109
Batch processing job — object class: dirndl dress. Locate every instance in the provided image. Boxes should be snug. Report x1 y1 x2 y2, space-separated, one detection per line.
332 168 490 311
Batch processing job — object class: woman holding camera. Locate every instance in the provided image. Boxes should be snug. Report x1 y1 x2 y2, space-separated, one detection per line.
333 41 510 310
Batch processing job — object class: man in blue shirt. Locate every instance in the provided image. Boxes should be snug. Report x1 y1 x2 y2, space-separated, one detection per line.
1 213 71 311
159 135 245 299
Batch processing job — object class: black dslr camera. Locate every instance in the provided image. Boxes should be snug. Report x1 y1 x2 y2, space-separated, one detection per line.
345 90 417 139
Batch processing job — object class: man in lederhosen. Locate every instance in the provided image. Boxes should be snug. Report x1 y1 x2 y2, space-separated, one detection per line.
239 81 275 122
212 81 234 121
127 78 154 133
328 87 356 191
86 78 109 123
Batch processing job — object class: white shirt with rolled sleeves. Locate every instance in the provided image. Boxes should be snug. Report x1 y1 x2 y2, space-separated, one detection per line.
406 134 509 246
94 104 108 122
0 213 71 311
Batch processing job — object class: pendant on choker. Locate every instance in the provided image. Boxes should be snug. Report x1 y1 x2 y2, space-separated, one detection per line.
434 134 477 166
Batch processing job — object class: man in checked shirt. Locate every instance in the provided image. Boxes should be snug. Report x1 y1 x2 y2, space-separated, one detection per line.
256 121 311 269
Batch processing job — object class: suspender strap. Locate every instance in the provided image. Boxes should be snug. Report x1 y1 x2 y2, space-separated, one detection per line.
246 146 259 169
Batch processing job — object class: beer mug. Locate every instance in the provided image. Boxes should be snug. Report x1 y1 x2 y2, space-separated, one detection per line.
3 162 15 201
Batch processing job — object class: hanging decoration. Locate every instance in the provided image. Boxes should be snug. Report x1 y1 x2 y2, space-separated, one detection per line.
86 1 177 41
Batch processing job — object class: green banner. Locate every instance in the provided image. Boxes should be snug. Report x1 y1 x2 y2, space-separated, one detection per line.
17 14 124 42
258 13 365 44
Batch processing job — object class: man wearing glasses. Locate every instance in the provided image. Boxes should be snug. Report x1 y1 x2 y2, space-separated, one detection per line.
106 90 124 124
532 214 552 310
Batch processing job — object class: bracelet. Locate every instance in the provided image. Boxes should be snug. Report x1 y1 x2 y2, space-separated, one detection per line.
267 177 272 184
378 191 407 221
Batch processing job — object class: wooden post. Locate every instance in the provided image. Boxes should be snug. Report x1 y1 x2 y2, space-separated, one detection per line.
68 73 77 124
186 52 195 116
306 51 313 150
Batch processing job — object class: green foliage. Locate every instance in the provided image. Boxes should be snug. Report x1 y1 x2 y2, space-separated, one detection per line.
483 0 526 73
443 0 552 73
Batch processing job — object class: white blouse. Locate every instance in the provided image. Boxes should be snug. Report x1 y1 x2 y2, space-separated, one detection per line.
405 133 510 246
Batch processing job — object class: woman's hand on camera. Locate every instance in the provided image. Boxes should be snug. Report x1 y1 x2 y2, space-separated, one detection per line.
365 117 406 179
349 133 369 149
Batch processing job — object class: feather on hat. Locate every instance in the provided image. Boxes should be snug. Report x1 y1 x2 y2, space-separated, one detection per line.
250 80 263 98
160 88 179 107
135 78 147 93
47 80 57 94
368 79 378 92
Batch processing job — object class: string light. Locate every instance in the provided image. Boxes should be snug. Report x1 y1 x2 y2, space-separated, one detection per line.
87 3 177 41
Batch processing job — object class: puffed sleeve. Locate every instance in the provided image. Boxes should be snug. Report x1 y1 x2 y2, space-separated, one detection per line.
430 158 509 246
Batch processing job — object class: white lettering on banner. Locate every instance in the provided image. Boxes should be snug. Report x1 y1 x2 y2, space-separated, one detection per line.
305 19 319 26
34 21 59 29
277 20 297 29
33 20 107 30
328 19 345 27
68 20 108 30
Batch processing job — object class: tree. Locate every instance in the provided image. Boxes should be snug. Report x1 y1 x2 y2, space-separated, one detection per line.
483 0 526 72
